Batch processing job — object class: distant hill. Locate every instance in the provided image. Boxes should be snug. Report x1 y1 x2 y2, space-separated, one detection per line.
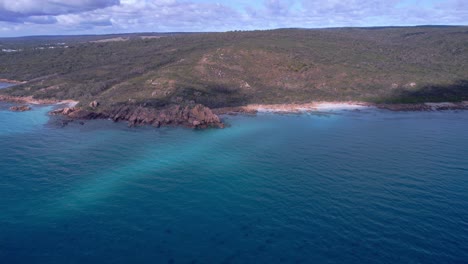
1 26 467 109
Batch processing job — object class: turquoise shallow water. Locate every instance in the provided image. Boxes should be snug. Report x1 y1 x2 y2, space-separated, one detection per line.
0 100 468 263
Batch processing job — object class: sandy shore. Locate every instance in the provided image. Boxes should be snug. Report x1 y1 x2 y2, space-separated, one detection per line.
0 78 26 84
251 102 372 112
214 101 468 115
214 102 373 114
0 95 78 107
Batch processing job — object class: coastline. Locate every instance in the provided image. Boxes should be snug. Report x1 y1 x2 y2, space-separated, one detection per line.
376 102 468 111
2 95 468 128
213 101 468 115
213 102 371 115
0 95 223 128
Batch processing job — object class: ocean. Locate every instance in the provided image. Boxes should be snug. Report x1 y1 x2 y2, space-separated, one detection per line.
0 88 467 263
0 82 14 89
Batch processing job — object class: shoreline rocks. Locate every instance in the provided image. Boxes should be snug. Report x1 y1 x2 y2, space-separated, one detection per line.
376 102 468 111
3 94 468 128
9 105 31 112
50 104 225 129
47 101 468 128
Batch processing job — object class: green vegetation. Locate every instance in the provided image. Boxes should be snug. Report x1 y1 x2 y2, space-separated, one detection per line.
1 27 467 108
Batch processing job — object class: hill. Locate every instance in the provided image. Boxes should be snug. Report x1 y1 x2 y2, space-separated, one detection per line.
1 26 467 126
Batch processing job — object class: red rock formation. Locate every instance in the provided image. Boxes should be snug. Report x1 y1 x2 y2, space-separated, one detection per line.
9 105 31 112
50 104 224 129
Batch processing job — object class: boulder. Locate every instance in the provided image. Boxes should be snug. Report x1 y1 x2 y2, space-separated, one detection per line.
188 104 221 126
9 105 31 112
89 100 99 108
62 107 74 115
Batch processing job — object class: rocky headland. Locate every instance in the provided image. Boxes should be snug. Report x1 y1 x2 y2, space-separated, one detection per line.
1 95 224 128
50 103 224 129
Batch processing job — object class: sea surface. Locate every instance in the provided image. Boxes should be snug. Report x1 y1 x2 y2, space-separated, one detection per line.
0 82 14 89
1 95 468 263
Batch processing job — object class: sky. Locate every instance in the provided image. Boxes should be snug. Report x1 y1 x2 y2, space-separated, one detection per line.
0 0 466 37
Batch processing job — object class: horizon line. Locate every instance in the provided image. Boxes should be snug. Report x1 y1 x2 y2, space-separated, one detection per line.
1 24 466 39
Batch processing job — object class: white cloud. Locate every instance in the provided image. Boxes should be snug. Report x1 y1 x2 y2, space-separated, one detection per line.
1 0 119 14
0 0 466 37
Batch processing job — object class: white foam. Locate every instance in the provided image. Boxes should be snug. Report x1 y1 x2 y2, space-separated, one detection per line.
314 103 370 111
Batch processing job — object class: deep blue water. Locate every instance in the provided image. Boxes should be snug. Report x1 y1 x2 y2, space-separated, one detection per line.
0 102 467 264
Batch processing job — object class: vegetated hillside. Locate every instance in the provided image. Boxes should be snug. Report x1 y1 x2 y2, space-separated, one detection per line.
1 26 467 109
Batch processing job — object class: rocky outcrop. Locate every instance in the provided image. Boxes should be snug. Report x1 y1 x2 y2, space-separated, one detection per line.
9 105 31 112
50 104 224 129
89 100 99 108
376 103 432 111
50 108 71 116
50 107 108 119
